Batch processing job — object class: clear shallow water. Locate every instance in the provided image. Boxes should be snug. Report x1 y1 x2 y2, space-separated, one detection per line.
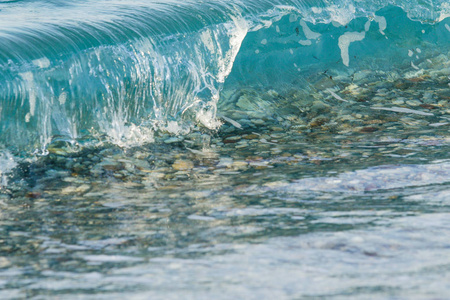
1 0 450 299
3 124 450 299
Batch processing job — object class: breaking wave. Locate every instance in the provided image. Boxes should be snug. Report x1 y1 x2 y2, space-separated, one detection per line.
0 0 449 154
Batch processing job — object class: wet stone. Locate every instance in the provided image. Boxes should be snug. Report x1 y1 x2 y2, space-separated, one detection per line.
235 142 249 149
251 119 265 125
231 161 248 170
113 173 124 179
270 126 285 131
406 100 422 106
164 137 183 144
0 257 11 268
217 157 233 168
100 160 123 171
61 186 77 195
309 100 331 117
419 104 437 110
73 163 84 173
392 98 405 105
360 127 379 133
309 117 330 127
90 167 103 177
223 136 241 144
243 134 259 140
172 160 194 171
133 151 148 160
75 184 91 193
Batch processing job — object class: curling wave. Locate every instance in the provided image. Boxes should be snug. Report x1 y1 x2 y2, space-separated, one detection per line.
0 0 449 154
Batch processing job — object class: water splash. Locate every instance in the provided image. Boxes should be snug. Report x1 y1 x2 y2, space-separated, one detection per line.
0 151 17 186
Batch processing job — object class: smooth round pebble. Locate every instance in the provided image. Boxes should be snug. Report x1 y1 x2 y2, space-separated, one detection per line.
172 160 194 171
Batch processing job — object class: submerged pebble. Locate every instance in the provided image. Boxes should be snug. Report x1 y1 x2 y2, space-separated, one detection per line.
231 161 248 170
406 99 422 106
172 160 194 171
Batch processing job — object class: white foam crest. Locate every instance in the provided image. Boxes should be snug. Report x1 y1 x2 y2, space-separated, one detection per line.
326 4 356 26
217 16 249 84
438 3 450 22
177 15 248 130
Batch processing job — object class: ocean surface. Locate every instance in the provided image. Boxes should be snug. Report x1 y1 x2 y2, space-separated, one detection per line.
1 0 450 298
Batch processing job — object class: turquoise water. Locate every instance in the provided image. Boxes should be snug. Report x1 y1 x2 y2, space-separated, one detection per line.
1 0 450 298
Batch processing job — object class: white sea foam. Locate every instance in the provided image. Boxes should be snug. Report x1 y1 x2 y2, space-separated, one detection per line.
326 4 356 26
338 31 366 66
32 57 51 69
374 15 387 35
104 121 154 148
299 20 321 40
299 39 312 46
287 162 450 193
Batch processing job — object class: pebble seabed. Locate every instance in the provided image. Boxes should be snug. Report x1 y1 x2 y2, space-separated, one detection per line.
1 52 450 299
